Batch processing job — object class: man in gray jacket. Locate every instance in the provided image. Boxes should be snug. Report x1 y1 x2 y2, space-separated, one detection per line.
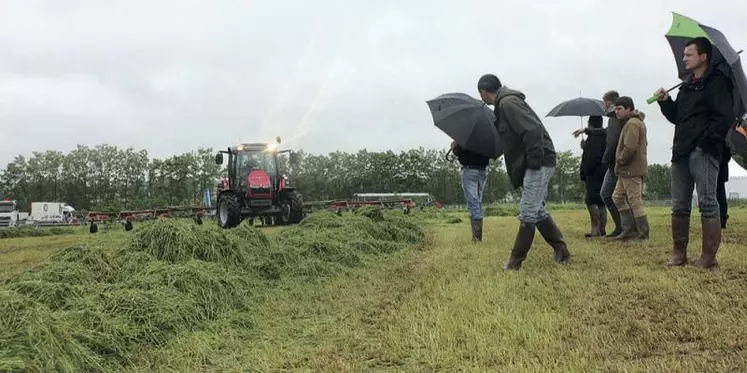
477 74 572 270
573 90 623 237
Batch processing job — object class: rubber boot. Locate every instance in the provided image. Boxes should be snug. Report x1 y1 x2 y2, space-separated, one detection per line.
598 205 608 237
694 217 721 269
584 204 601 237
503 222 536 270
536 216 571 264
721 214 728 229
605 203 623 238
666 215 689 266
608 209 637 242
470 218 483 242
633 214 650 240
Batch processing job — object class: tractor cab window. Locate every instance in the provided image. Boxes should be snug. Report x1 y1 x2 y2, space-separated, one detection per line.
0 203 15 213
236 151 276 187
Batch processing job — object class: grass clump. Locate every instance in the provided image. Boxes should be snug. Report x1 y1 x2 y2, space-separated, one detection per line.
128 218 252 266
268 211 425 279
232 221 270 249
446 216 463 224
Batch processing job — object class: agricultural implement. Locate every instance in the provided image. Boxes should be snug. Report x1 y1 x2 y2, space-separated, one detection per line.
214 138 304 229
85 206 213 233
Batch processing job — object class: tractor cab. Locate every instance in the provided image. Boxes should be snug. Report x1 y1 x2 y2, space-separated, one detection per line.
214 138 304 228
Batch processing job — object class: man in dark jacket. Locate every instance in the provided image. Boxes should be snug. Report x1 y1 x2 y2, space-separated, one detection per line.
451 141 490 241
655 36 734 269
573 90 624 237
578 115 608 237
477 73 571 270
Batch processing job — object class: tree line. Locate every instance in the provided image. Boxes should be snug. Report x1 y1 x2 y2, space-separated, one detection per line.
0 144 673 211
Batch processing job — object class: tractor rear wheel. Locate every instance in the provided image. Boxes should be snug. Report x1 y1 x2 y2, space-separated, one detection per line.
278 190 303 225
217 192 241 229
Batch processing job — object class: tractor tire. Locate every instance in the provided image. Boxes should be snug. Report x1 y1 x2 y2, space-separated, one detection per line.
278 190 303 225
217 192 241 229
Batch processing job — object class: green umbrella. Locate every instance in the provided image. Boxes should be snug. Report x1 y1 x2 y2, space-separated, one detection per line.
647 12 746 118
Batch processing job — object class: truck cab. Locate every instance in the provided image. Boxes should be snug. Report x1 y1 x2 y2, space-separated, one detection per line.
0 199 25 227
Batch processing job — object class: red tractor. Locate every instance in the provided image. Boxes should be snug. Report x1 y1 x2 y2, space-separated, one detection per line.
214 139 304 228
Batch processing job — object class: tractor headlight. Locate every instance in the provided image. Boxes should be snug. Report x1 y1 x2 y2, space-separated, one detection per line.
266 143 278 151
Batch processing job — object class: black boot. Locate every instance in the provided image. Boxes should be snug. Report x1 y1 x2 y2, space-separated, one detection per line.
503 222 536 270
470 218 483 242
584 204 601 237
605 203 622 237
633 214 650 240
536 216 571 264
608 209 637 242
598 205 608 236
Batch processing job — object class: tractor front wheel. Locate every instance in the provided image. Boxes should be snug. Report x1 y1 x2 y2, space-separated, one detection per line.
217 192 241 229
278 190 303 225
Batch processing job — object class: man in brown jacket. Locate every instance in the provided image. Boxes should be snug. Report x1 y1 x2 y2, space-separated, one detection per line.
609 96 650 241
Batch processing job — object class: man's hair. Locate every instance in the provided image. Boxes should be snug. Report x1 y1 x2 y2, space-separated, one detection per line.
477 74 502 93
685 37 712 63
615 96 635 110
603 90 619 102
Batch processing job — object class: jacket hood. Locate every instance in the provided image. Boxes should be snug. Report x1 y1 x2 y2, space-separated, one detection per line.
494 86 526 104
622 110 645 121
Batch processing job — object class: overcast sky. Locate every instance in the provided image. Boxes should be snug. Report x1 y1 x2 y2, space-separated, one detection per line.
1 0 746 176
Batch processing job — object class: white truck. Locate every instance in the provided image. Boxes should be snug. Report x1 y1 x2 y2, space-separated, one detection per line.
0 199 27 227
29 202 76 224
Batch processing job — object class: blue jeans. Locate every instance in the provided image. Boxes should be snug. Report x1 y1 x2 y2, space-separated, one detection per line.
519 166 554 224
600 167 617 209
671 148 720 219
461 167 488 219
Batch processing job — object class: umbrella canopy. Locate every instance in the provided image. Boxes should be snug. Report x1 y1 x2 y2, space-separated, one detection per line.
426 92 502 158
663 12 747 117
546 97 607 118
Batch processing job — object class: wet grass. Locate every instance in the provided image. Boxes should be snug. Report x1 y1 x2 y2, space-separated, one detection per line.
2 207 747 371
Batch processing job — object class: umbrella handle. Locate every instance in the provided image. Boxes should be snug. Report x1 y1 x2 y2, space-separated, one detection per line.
646 83 683 104
647 49 744 104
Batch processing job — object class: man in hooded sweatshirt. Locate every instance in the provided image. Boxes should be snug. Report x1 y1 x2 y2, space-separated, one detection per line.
477 74 571 270
608 96 650 241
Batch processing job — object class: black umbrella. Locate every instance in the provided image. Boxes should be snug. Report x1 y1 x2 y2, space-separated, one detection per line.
726 120 747 170
545 97 607 118
426 92 502 158
647 12 747 118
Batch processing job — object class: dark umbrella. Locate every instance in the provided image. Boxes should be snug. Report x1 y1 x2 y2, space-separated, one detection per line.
545 97 607 118
647 12 747 119
727 120 747 171
426 92 502 158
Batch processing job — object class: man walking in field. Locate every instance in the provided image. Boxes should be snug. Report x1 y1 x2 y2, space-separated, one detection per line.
607 97 649 241
654 36 734 268
477 73 571 270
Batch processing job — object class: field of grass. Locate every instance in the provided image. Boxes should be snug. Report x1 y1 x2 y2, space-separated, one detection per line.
2 206 747 372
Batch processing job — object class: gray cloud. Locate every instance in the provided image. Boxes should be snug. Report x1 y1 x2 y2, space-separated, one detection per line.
1 0 746 176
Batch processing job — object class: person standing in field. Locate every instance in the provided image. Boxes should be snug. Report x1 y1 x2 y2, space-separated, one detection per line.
477 73 571 270
451 140 490 241
573 90 624 237
654 36 734 268
577 115 608 237
607 97 649 241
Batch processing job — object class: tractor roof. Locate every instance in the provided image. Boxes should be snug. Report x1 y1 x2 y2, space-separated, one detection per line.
230 143 277 153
